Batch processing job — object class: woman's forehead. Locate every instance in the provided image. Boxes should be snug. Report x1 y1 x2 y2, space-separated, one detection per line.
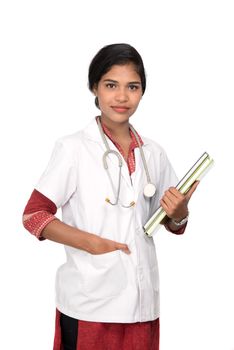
101 64 141 82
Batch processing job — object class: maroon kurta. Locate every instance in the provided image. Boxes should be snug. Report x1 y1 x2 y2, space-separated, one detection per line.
53 309 159 350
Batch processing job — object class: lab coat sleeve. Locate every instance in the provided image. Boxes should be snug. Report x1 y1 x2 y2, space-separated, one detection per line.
158 149 178 202
35 139 77 209
149 147 178 217
149 147 188 235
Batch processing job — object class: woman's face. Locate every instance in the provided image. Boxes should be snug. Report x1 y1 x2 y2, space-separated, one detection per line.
93 63 143 125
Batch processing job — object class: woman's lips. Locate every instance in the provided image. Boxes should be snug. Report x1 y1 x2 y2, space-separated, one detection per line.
111 106 130 113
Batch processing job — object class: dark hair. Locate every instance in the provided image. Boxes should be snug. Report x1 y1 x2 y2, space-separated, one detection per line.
88 43 146 108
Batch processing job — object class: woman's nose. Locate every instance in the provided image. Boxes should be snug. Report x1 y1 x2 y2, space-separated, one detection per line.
115 88 128 102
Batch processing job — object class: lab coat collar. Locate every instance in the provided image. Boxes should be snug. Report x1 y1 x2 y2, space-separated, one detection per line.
83 117 149 146
82 118 151 191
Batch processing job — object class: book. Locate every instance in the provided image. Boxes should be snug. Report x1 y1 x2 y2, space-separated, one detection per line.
143 152 214 237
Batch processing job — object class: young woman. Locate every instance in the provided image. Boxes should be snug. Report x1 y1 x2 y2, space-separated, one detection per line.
23 43 198 350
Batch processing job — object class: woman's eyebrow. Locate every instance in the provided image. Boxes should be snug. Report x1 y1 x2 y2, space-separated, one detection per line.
103 79 141 84
128 81 141 85
103 79 118 83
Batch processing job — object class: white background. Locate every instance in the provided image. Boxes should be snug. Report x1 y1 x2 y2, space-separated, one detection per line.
0 0 233 349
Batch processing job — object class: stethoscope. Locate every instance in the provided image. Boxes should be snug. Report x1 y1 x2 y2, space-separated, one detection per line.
97 116 156 208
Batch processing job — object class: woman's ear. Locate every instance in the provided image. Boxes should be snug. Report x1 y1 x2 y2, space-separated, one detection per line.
92 84 97 96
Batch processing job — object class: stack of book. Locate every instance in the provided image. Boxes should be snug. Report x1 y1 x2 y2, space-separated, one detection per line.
143 152 214 237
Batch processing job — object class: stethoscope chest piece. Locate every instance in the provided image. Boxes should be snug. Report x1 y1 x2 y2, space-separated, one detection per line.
143 183 156 198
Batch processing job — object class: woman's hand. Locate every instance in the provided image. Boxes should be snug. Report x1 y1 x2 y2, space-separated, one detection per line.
83 232 131 255
160 181 199 222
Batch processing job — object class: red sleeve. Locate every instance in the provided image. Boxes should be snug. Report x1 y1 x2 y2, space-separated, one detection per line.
23 189 57 215
23 189 58 240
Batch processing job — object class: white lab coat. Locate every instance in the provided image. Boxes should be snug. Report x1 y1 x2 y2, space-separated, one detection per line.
35 117 178 323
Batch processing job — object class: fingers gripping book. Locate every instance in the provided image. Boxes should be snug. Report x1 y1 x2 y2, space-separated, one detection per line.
143 152 214 237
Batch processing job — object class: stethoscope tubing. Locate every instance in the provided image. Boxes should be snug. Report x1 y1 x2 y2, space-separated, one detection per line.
97 116 156 206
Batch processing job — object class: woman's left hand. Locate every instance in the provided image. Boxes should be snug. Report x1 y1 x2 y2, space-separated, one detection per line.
160 181 199 222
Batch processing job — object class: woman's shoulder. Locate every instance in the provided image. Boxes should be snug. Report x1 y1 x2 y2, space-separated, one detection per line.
55 119 95 148
142 135 175 173
54 118 97 149
56 130 83 146
142 135 167 156
50 131 81 159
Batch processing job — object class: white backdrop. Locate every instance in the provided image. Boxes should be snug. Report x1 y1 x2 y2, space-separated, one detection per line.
0 0 233 349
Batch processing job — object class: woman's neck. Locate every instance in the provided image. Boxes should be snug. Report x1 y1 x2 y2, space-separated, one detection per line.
100 115 131 142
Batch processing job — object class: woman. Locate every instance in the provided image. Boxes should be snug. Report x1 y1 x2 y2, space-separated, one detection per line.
23 43 198 350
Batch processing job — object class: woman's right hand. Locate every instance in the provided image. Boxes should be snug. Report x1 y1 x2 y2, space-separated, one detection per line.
83 232 131 255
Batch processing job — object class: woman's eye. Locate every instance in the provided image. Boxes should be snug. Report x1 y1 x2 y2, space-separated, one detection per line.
129 85 139 90
106 83 116 89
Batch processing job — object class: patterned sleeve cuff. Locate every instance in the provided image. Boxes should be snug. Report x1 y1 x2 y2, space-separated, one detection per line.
23 211 57 240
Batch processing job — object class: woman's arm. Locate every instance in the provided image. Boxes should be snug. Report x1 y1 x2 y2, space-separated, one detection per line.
41 219 131 255
23 189 130 255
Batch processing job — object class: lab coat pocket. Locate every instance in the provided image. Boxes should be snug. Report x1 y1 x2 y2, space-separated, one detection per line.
83 250 127 299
